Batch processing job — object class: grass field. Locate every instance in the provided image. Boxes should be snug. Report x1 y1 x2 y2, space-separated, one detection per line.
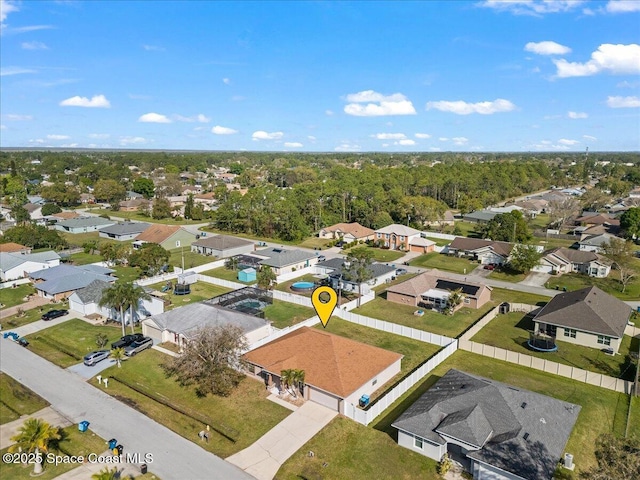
25 319 128 368
262 300 315 329
201 266 256 285
409 252 478 274
87 208 205 225
629 396 640 439
547 266 640 301
1 303 71 330
67 251 103 265
59 231 122 249
0 373 49 425
470 312 638 380
147 281 230 309
297 237 333 250
490 287 551 306
0 426 106 480
99 350 291 458
488 267 527 283
342 246 406 263
168 248 214 269
0 284 36 310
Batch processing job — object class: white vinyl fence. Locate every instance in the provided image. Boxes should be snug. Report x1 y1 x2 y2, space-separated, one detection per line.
0 278 31 289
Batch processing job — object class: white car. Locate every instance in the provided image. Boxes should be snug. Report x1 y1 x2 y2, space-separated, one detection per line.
124 337 153 356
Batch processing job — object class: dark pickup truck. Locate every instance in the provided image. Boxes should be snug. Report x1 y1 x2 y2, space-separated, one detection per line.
111 333 144 350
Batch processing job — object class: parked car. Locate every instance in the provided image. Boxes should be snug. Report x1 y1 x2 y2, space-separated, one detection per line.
335 241 346 248
483 264 495 270
17 337 29 347
111 333 144 350
317 255 326 262
396 268 408 275
124 336 153 356
41 309 68 321
83 350 110 366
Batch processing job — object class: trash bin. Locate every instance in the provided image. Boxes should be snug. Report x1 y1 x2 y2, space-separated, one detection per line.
78 421 89 432
140 463 148 474
359 394 370 408
108 438 118 450
116 445 123 455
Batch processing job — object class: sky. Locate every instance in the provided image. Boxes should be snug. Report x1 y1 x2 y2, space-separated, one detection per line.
1 0 639 153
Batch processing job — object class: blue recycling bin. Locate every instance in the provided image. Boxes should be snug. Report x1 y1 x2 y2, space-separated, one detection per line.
78 421 89 432
108 438 118 450
359 394 370 408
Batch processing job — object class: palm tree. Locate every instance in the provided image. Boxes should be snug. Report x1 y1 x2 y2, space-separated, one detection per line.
121 283 151 335
225 256 239 271
91 467 118 480
446 288 464 315
280 369 294 395
99 281 128 337
292 369 305 398
110 347 125 368
9 418 61 475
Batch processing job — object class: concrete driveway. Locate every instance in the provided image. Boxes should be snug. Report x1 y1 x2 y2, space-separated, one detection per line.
227 401 337 480
519 272 551 287
67 358 118 379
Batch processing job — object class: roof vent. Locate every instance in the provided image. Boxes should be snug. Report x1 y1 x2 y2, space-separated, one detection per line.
521 402 527 409
523 432 530 441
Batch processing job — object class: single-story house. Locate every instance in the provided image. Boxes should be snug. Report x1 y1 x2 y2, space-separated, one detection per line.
133 224 197 251
30 264 116 301
318 222 376 243
69 280 164 323
575 212 620 227
253 247 319 275
386 272 492 310
462 210 498 224
244 327 403 413
80 193 96 204
98 222 150 241
126 191 144 200
425 210 456 227
315 258 397 294
0 242 31 254
533 286 631 353
142 299 272 347
0 251 61 282
55 216 115 233
577 233 616 253
49 211 80 222
392 369 580 480
194 192 217 210
447 237 514 265
374 224 434 252
119 198 151 212
24 203 44 221
238 268 257 283
534 247 611 278
191 234 255 258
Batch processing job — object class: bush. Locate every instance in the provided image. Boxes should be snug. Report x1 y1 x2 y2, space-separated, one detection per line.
437 453 452 476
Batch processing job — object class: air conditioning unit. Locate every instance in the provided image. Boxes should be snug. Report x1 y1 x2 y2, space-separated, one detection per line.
564 453 574 471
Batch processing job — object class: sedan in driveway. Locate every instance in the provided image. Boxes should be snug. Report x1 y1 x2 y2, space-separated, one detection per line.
124 336 153 357
83 350 111 366
111 333 144 350
41 309 69 321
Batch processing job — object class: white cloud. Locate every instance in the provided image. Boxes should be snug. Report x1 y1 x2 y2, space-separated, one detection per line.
373 133 406 140
343 90 416 116
452 137 469 145
308 135 317 142
568 111 588 119
1 66 37 76
325 110 334 116
427 98 516 115
606 1 640 13
396 139 416 146
88 133 110 139
212 125 238 135
525 41 571 55
60 94 111 108
223 78 231 85
439 137 449 142
174 113 211 123
252 130 284 140
120 136 149 146
197 114 210 123
284 142 303 148
478 1 585 16
21 41 48 50
1 0 19 23
143 45 165 51
46 134 70 140
553 44 640 78
334 143 361 152
606 95 640 108
558 138 580 146
0 124 6 130
4 114 32 121
583 135 598 141
138 112 171 123
415 133 431 139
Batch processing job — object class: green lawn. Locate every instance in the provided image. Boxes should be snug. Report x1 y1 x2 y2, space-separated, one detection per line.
491 287 551 305
0 284 36 310
451 221 483 238
546 268 640 301
313 317 442 402
629 396 640 439
420 236 451 247
25 319 127 368
147 281 230 309
59 231 122 248
354 296 492 338
470 312 638 380
488 267 527 283
201 266 256 285
0 426 106 480
168 248 215 269
1 303 71 330
342 245 406 263
87 208 205 225
409 252 478 274
263 300 315 329
297 237 333 250
0 373 49 425
372 273 418 292
112 266 141 283
67 251 103 265
371 350 630 473
99 350 290 458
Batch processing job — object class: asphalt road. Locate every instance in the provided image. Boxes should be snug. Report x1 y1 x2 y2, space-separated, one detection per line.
0 340 254 480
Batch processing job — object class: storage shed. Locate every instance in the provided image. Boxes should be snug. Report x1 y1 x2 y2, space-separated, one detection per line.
238 268 257 283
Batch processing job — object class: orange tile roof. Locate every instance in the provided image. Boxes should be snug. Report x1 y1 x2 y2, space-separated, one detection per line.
243 327 403 397
136 224 181 244
0 242 29 252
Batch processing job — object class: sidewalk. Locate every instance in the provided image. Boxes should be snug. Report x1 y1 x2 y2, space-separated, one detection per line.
226 401 337 480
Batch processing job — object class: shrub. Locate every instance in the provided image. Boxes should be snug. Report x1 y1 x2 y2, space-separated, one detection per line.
437 453 452 476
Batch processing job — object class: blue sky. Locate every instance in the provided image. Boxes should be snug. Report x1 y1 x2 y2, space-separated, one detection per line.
1 0 639 152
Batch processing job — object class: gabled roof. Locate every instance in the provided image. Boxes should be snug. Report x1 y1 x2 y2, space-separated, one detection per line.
375 224 422 236
191 234 253 250
71 279 111 304
23 203 41 213
257 247 317 268
0 242 29 253
533 286 630 338
392 369 580 480
99 222 150 236
136 224 181 244
321 222 375 238
244 327 403 398
32 265 116 295
0 250 60 271
544 247 599 265
387 271 490 299
463 211 498 222
578 233 616 247
50 211 80 220
449 237 514 257
57 217 114 229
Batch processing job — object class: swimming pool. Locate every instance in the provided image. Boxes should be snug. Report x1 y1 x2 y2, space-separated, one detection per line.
291 281 315 292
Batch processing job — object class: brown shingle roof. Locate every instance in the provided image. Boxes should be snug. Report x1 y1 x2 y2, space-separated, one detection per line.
136 224 181 244
51 211 80 220
243 327 403 397
322 222 375 239
449 237 514 257
387 271 489 299
533 286 631 338
0 242 29 253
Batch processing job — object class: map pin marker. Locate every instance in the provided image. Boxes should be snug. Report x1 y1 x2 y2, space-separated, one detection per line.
311 286 338 328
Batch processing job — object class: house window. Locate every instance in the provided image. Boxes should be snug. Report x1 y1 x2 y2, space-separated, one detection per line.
463 298 470 304
372 378 377 386
597 336 611 346
414 436 423 450
564 329 577 338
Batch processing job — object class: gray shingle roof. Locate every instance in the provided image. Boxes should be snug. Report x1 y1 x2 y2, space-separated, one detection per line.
257 247 317 268
146 301 269 339
57 217 114 229
99 222 150 236
72 279 111 303
31 265 116 295
392 369 581 480
318 258 396 281
192 234 253 250
533 286 631 338
0 250 60 272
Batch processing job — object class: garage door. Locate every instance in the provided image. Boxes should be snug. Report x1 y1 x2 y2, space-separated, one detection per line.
143 323 163 344
532 264 553 273
309 388 340 411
